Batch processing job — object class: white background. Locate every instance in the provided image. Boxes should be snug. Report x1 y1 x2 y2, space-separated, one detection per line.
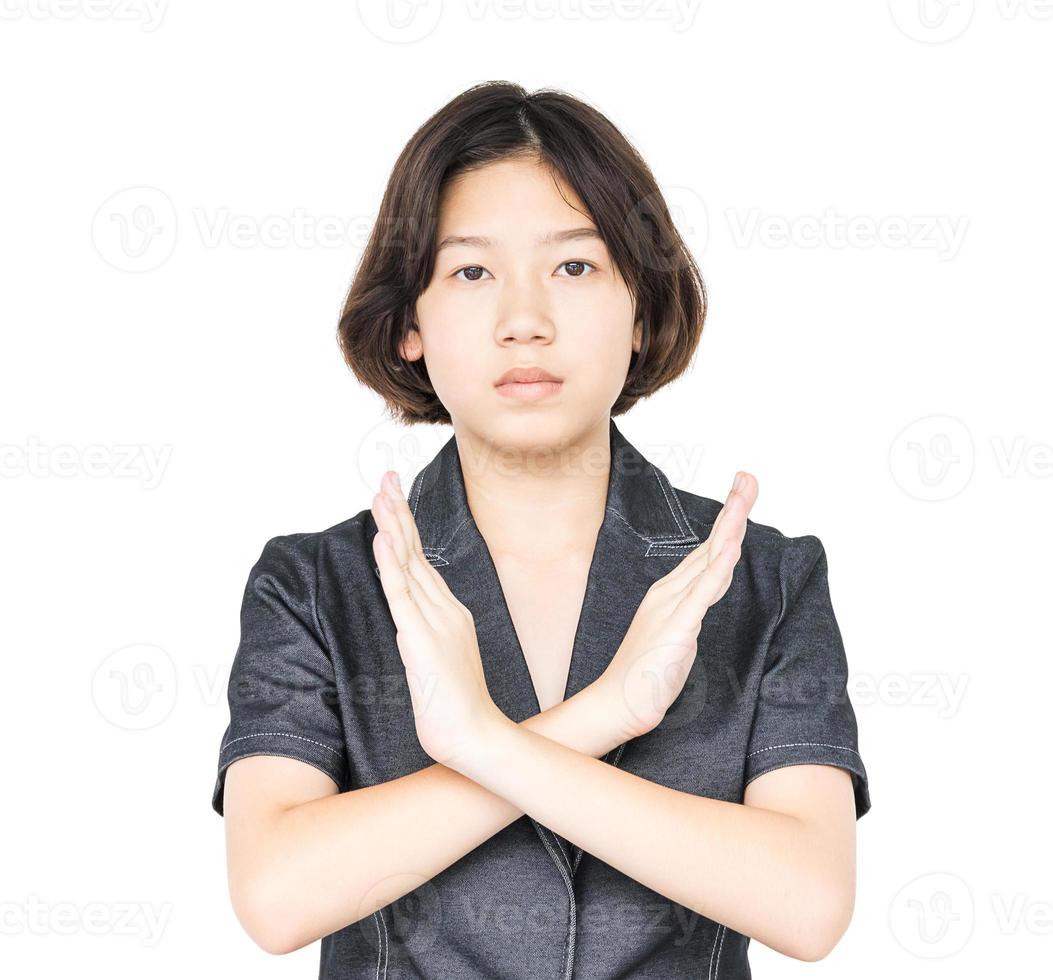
2 1 1051 976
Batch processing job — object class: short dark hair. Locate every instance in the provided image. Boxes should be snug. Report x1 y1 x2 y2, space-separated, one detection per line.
337 80 707 425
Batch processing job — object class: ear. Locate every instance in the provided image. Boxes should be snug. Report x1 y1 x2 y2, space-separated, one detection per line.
632 317 643 353
399 327 424 363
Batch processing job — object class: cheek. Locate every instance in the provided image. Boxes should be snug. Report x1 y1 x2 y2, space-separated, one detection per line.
416 285 484 350
417 320 482 390
574 294 637 355
419 315 473 357
415 291 456 352
569 276 633 322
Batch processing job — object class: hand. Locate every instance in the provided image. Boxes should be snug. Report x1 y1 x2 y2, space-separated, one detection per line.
371 470 506 770
598 470 758 743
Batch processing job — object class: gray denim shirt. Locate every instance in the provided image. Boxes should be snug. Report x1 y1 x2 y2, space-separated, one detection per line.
212 417 871 978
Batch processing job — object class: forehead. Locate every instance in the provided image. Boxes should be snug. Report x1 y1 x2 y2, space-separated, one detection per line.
435 156 596 242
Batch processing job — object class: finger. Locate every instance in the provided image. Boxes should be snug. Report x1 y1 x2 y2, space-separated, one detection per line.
667 479 752 602
372 526 429 632
378 474 449 608
373 491 443 619
384 471 429 558
706 477 740 545
665 535 727 602
672 537 740 620
656 532 719 595
696 472 757 567
716 473 756 553
707 471 757 549
662 473 754 589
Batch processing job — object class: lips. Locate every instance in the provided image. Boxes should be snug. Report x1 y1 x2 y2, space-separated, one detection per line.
494 366 564 386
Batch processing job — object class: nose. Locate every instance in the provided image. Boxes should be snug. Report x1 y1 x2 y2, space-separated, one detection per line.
494 277 555 345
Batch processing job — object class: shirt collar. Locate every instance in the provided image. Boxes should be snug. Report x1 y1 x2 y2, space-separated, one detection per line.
404 417 699 562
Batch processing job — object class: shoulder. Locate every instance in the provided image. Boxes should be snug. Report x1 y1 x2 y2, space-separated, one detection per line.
246 510 374 590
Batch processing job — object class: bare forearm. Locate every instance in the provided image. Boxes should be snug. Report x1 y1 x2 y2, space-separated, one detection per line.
455 720 849 962
260 682 624 953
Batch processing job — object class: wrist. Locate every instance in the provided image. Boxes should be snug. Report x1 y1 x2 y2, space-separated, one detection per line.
588 667 646 750
447 709 520 782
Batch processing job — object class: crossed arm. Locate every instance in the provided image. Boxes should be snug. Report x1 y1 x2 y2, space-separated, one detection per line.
224 470 857 961
456 697 858 962
225 673 857 961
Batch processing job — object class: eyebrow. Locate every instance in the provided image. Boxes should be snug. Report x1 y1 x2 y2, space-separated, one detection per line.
436 227 604 252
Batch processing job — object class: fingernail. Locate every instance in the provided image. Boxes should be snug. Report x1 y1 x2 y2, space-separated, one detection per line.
734 472 744 492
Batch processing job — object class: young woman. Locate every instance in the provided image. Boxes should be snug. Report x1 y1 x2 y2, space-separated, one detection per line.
212 81 871 979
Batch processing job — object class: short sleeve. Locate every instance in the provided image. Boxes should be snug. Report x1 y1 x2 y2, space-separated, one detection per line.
211 535 350 816
744 536 871 820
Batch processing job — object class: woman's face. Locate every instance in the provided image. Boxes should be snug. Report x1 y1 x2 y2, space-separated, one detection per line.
404 155 641 451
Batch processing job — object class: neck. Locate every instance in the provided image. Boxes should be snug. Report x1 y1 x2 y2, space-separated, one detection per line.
453 417 612 562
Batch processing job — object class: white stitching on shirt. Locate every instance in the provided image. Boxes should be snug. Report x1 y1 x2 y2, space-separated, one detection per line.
534 826 576 979
374 908 388 980
747 742 861 758
605 506 696 549
551 833 571 867
372 913 381 980
221 731 343 758
604 507 646 538
649 463 690 537
409 470 424 517
714 923 726 978
438 513 474 553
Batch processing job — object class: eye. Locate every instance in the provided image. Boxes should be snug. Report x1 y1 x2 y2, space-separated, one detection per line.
451 260 598 282
556 260 597 278
452 265 492 282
